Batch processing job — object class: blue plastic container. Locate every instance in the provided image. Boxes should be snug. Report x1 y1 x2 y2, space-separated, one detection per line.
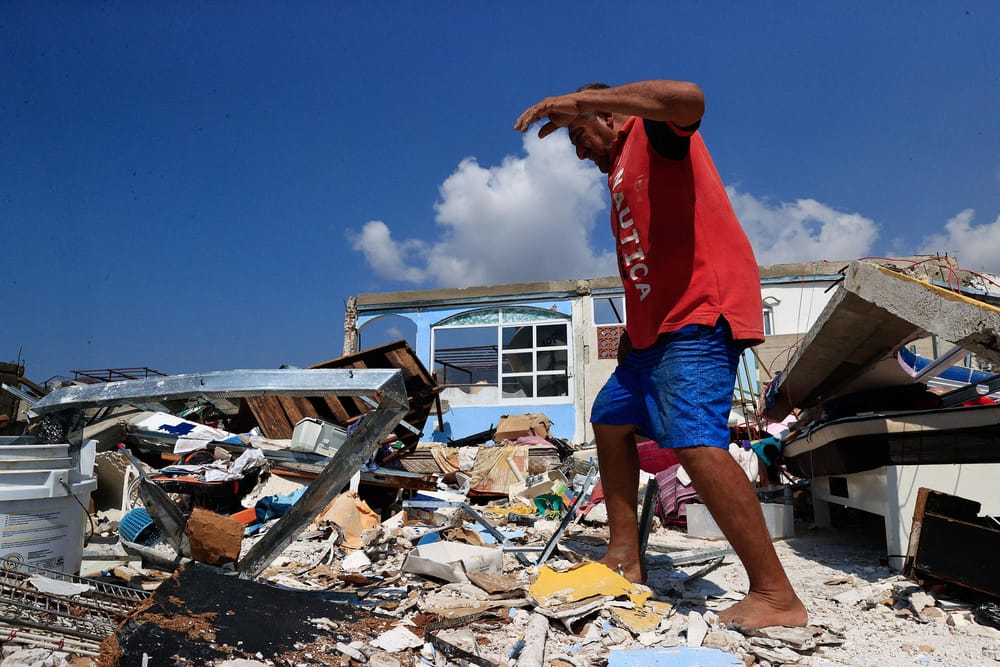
119 507 160 545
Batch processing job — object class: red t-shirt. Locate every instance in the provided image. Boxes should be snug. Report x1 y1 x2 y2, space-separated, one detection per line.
609 116 764 349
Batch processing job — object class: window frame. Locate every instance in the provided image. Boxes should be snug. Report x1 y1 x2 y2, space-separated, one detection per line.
592 293 626 326
431 307 573 406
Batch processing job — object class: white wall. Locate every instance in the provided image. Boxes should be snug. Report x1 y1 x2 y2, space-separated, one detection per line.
762 281 839 336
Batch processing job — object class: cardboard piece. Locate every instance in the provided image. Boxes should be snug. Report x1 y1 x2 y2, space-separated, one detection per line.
315 491 380 550
185 508 243 565
401 540 502 583
493 413 553 442
610 606 663 634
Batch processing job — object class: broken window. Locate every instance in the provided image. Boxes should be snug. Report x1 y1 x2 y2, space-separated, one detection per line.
593 295 625 325
432 308 571 405
358 314 418 351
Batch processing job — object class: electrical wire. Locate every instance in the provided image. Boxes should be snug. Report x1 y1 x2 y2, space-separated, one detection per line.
59 476 96 547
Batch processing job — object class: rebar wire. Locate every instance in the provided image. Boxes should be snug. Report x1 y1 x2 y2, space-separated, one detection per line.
0 556 149 654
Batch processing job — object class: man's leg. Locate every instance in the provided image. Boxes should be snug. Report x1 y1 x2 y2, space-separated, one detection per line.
593 422 644 584
674 445 807 628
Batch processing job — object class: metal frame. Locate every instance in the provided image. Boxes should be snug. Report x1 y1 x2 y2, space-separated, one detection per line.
0 556 149 656
1 382 39 407
402 499 532 566
534 465 598 566
29 369 409 580
31 368 406 414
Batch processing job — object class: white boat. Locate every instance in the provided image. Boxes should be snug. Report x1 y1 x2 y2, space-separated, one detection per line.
782 402 1000 478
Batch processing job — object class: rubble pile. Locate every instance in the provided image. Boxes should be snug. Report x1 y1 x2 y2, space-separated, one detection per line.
3 296 1000 666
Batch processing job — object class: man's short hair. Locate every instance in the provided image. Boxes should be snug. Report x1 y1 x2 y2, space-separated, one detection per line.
575 82 611 119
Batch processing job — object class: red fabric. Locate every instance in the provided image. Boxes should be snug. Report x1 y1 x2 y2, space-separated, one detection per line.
608 117 764 349
655 463 700 527
963 395 998 407
636 440 679 474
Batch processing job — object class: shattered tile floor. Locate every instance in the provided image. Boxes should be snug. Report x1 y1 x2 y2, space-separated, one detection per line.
5 503 1000 667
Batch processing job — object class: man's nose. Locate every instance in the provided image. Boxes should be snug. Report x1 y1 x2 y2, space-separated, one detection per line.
575 144 587 161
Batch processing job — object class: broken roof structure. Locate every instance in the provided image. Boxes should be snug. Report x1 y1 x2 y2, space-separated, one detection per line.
762 260 1000 421
760 259 1000 570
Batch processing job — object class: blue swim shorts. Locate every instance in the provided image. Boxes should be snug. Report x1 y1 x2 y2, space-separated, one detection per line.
590 319 742 450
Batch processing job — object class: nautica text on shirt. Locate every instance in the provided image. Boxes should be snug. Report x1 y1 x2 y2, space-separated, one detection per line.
612 167 651 301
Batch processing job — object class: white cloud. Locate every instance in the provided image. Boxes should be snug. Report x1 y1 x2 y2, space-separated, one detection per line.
350 132 616 288
917 209 1000 273
348 220 430 283
727 188 880 265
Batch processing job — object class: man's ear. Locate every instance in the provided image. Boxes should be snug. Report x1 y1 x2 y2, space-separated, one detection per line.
601 112 616 130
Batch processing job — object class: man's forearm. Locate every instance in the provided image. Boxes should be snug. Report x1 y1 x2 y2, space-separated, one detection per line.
575 80 704 127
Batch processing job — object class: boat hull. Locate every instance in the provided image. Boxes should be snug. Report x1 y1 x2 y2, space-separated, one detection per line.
783 404 1000 478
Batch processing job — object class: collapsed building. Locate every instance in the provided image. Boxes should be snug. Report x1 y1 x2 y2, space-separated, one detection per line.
2 257 1000 666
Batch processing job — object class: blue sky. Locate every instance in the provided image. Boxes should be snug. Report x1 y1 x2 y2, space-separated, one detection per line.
3 2 999 383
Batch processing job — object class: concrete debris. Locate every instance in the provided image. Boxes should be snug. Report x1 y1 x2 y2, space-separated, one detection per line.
371 625 423 652
686 610 709 647
402 540 503 583
335 641 367 663
830 587 867 606
747 641 804 664
341 549 373 571
909 589 937 614
4 307 1000 666
745 625 843 651
921 606 948 621
515 612 549 667
367 653 402 667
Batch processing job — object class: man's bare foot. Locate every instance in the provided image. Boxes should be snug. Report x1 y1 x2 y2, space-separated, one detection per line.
599 555 645 585
719 590 808 629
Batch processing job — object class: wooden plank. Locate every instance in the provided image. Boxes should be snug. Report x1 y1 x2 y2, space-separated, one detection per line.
277 396 318 427
320 396 352 422
298 396 324 420
276 396 305 425
302 340 438 449
385 347 419 374
245 397 294 439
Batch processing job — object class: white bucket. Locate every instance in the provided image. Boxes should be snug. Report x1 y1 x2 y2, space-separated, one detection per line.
0 437 97 574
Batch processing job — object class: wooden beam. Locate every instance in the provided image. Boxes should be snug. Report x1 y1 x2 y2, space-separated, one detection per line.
246 396 293 439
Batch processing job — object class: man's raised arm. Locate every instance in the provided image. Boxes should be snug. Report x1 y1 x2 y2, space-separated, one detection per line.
514 80 704 138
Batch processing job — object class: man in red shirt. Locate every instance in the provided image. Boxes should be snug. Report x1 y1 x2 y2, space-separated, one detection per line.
516 80 807 629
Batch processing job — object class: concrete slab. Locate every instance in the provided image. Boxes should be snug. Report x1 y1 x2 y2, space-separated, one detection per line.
763 261 1000 421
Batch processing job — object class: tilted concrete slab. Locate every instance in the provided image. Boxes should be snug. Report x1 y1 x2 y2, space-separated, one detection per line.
763 261 1000 420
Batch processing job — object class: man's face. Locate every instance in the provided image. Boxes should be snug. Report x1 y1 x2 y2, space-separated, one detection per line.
567 116 616 173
